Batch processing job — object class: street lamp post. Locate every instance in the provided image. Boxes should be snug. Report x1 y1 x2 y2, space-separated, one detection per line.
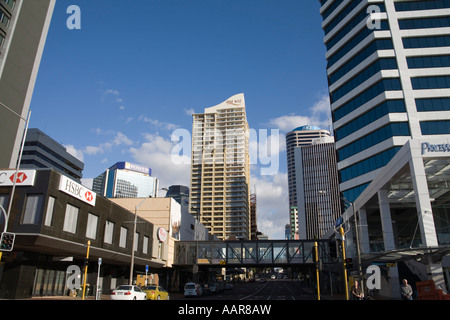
0 101 31 263
341 198 364 297
129 188 168 285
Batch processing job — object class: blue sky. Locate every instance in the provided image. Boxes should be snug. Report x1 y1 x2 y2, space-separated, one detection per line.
30 0 330 239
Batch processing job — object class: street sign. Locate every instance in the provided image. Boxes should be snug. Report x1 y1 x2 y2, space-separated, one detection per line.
145 265 149 273
98 258 102 265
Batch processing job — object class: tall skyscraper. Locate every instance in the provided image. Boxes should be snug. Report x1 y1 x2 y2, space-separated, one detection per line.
294 136 341 239
93 162 159 198
320 0 450 202
286 125 332 236
189 93 251 240
286 126 332 208
0 0 55 169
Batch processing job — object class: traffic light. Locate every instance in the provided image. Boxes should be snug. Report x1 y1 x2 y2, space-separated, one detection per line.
345 257 353 269
0 232 15 252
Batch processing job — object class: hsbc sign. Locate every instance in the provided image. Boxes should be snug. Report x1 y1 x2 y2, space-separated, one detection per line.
0 170 36 186
59 175 96 206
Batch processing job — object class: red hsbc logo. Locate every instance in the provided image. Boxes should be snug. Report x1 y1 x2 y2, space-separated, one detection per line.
0 170 36 186
9 172 28 184
85 191 93 202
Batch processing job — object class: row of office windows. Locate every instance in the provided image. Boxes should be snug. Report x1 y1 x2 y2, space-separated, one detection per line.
399 16 450 30
328 20 389 68
0 193 152 254
407 55 450 69
333 78 402 122
329 39 394 86
335 99 406 141
338 122 410 161
331 58 398 103
416 98 450 112
411 75 450 90
326 3 387 50
341 182 371 204
421 120 450 135
403 35 450 49
340 147 402 183
324 0 365 35
321 0 346 21
395 0 450 12
335 96 450 141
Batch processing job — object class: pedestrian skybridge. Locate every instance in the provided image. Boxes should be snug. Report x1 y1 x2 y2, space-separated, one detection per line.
173 240 336 267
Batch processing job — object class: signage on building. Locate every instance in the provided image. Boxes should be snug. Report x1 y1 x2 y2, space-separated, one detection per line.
421 142 450 155
116 161 151 175
59 175 96 206
226 98 243 107
0 170 36 186
157 227 167 242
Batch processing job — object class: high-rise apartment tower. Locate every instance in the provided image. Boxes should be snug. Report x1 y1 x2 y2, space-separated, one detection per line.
189 93 251 240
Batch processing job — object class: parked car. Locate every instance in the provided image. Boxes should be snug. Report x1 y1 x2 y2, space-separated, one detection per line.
209 283 219 294
110 285 147 300
216 281 225 292
184 282 202 297
142 285 170 300
202 284 211 296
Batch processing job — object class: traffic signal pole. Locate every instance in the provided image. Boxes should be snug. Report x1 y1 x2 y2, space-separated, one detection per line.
314 241 320 300
339 227 350 300
82 241 91 300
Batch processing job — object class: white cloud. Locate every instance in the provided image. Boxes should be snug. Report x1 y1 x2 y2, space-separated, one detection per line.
113 132 134 146
250 172 289 239
65 144 84 162
138 116 179 131
129 133 191 189
65 132 134 164
184 108 195 116
102 89 126 110
268 93 331 133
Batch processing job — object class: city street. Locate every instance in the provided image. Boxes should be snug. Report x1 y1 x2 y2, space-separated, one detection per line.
173 279 328 301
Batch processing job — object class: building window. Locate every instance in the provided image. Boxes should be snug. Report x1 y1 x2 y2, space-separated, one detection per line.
420 120 450 135
143 236 149 254
44 196 56 227
23 194 44 225
119 227 127 248
104 220 114 244
86 213 98 240
63 204 79 233
0 194 9 225
134 232 139 252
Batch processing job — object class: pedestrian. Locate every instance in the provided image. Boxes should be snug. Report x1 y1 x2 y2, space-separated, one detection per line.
351 280 363 300
400 279 413 300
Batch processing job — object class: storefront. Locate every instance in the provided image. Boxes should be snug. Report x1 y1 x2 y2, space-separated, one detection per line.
0 169 167 299
332 138 450 299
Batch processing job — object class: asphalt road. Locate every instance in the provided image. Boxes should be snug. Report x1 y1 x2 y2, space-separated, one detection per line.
173 279 318 301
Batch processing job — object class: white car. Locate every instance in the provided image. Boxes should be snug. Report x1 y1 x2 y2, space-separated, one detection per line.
110 285 147 300
184 282 202 297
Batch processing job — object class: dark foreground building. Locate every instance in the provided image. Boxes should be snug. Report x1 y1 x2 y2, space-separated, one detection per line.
0 169 167 299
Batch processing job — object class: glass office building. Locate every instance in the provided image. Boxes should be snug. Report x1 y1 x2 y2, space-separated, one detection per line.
93 162 158 198
320 0 450 202
319 0 450 297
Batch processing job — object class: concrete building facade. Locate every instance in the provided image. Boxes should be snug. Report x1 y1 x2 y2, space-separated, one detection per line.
0 0 55 169
189 93 251 240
